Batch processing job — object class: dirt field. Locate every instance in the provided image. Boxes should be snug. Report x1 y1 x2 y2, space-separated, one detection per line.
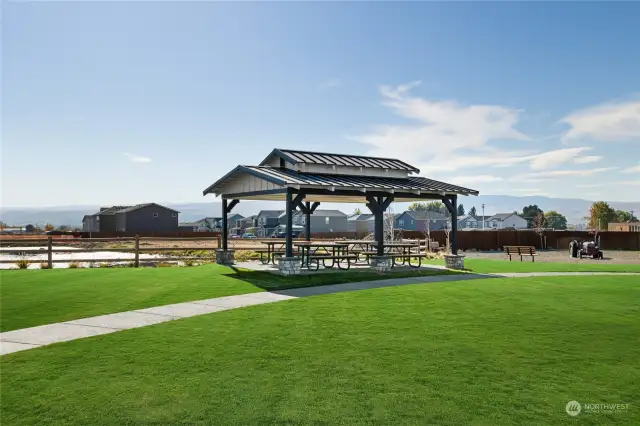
462 249 640 264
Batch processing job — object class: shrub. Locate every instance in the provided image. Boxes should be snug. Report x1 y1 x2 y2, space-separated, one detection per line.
234 250 260 262
124 261 135 268
99 263 111 268
68 261 80 269
156 262 175 268
183 259 195 267
16 258 30 269
39 262 51 269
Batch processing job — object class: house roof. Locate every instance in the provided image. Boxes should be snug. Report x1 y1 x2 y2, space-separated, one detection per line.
348 214 374 221
259 148 420 173
489 213 519 221
402 210 449 220
179 222 202 227
458 215 477 222
204 165 478 199
115 203 180 214
91 206 131 216
257 210 284 218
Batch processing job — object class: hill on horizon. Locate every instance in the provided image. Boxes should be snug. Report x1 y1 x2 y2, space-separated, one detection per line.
1 195 638 227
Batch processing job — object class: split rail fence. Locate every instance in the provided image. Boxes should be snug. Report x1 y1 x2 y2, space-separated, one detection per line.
0 236 221 268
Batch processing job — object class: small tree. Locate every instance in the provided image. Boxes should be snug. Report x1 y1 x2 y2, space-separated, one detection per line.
457 204 465 216
443 221 451 253
468 206 477 217
44 223 55 232
383 207 396 242
532 213 546 249
544 211 567 230
588 201 615 230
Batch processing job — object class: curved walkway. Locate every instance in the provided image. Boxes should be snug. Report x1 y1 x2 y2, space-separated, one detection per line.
2 272 638 355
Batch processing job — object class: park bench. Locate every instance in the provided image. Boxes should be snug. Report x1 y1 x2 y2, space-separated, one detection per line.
504 246 537 262
308 254 359 271
253 249 300 264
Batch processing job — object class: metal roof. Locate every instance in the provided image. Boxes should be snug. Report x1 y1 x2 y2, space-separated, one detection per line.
203 165 478 198
260 148 420 173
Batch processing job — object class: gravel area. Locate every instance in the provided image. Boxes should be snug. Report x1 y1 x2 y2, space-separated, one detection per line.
460 249 640 264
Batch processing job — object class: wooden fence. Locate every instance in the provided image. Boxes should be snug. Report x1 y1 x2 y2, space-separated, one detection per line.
400 230 640 250
0 236 220 268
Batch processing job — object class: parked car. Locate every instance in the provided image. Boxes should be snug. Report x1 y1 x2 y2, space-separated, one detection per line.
230 235 241 239
242 233 257 239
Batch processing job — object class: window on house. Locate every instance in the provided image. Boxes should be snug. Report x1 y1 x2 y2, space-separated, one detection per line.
153 213 159 218
411 220 414 224
172 213 177 217
399 219 404 226
96 217 100 221
325 217 330 225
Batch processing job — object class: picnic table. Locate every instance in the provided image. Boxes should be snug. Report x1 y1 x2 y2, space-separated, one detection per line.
294 242 350 269
259 240 288 264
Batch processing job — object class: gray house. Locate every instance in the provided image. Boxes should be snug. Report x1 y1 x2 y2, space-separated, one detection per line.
347 213 375 234
114 203 180 233
279 209 348 233
82 205 131 232
395 210 450 232
256 210 284 237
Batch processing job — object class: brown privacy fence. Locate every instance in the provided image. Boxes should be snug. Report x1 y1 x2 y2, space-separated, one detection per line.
76 231 222 239
400 230 640 251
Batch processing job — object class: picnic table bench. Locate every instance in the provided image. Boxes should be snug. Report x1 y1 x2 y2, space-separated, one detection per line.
307 254 359 271
504 245 537 262
359 250 430 268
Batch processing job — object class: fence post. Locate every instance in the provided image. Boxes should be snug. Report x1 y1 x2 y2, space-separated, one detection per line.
134 234 140 268
47 237 53 269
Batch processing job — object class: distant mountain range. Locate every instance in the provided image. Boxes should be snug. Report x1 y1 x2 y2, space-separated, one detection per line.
1 195 639 227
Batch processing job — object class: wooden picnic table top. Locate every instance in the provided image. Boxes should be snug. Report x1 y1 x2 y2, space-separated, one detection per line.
380 242 421 247
294 242 349 247
338 240 377 244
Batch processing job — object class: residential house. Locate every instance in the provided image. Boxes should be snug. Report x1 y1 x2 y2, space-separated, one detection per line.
457 215 479 230
114 203 180 233
82 205 131 232
609 222 640 232
235 215 257 234
347 213 375 234
485 213 527 229
255 210 284 237
395 210 450 232
296 210 348 233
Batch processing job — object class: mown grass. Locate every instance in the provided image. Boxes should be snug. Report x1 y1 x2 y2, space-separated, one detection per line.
2 276 638 425
0 265 454 331
424 257 640 273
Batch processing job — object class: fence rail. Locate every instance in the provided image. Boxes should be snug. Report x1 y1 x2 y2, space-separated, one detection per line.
0 236 219 267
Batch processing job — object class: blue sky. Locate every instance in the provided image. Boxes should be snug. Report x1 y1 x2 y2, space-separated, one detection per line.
2 2 639 207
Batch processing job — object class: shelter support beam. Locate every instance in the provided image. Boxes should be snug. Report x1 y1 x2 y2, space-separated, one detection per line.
442 195 458 255
285 189 293 257
221 198 240 251
305 202 311 241
366 195 394 256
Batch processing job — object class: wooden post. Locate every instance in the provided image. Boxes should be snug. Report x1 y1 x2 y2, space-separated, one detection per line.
134 234 140 267
285 189 293 257
47 237 53 269
305 201 311 241
222 199 228 251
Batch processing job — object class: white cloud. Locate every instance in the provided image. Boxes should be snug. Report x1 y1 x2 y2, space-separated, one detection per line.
560 99 640 143
123 153 151 163
616 179 640 186
355 82 601 174
621 163 640 174
576 183 604 188
512 167 615 182
574 155 602 164
448 175 503 185
319 78 341 90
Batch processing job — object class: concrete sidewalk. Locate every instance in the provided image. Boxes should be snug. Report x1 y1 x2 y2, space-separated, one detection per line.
2 271 637 356
0 273 488 355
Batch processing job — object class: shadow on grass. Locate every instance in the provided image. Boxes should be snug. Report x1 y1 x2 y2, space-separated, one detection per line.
220 266 462 291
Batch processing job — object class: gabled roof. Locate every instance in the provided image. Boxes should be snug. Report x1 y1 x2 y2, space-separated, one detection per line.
257 210 284 218
348 214 374 221
203 165 478 197
115 203 180 214
402 210 449 220
91 205 131 216
259 148 420 173
489 213 519 221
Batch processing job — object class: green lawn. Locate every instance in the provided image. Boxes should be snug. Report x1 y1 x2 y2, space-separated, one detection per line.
0 265 453 332
425 257 640 273
2 276 638 425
